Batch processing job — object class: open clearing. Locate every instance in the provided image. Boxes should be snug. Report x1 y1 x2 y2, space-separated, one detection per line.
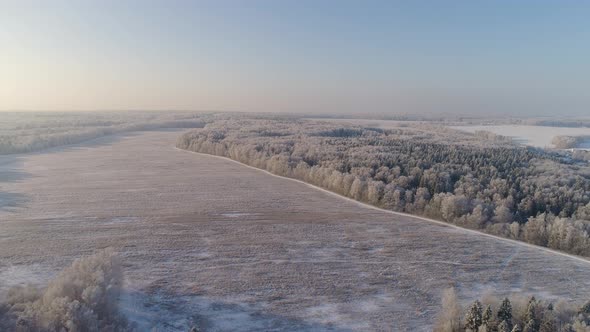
452 125 590 149
309 119 590 149
1 130 590 331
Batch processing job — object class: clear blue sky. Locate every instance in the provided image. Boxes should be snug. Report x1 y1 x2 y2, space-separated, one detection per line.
1 1 589 115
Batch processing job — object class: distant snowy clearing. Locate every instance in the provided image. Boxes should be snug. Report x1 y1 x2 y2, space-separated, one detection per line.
451 124 590 149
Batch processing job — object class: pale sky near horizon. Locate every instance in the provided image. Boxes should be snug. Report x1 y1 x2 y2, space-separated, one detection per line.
1 1 589 115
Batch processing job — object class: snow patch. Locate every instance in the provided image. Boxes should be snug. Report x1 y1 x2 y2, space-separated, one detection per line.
452 125 590 149
107 216 141 224
0 264 54 296
220 212 251 218
120 291 338 331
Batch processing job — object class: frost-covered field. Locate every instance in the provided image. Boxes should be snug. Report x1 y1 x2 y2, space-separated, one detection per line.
452 125 590 149
1 130 590 331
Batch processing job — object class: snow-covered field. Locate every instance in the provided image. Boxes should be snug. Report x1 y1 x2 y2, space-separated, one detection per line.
451 125 590 149
1 130 590 331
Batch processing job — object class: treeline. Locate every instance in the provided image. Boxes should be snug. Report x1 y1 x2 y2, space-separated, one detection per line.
435 288 590 332
552 136 590 149
474 130 514 144
177 118 590 256
532 120 590 128
572 150 590 162
0 112 207 155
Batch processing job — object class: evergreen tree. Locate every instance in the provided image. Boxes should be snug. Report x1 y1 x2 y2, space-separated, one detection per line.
482 305 493 327
523 320 535 332
539 315 556 332
560 323 575 332
498 298 513 324
498 320 510 332
465 300 483 331
579 301 590 315
525 297 538 331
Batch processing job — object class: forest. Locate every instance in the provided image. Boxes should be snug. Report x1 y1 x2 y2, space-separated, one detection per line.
435 288 590 332
177 117 590 256
552 136 590 149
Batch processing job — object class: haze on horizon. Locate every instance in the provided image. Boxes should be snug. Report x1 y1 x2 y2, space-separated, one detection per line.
1 1 589 116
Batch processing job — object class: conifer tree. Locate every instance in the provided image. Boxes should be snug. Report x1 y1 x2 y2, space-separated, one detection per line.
525 297 538 331
465 300 483 331
498 298 513 324
523 320 535 332
539 315 556 332
482 305 493 328
498 320 510 332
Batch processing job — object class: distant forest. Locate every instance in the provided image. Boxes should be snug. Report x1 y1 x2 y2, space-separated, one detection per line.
0 111 207 155
177 118 590 257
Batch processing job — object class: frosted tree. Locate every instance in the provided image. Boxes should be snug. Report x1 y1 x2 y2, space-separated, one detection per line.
571 320 590 332
522 320 535 332
349 178 365 201
493 205 513 224
367 180 385 205
580 301 590 315
498 320 510 332
525 296 538 331
0 249 131 331
498 298 513 324
539 314 556 332
436 291 590 332
434 288 462 332
465 300 483 331
482 305 493 328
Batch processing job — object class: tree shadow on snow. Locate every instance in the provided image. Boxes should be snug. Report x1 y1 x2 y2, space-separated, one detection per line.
0 169 31 183
121 290 352 332
0 157 31 212
0 191 28 212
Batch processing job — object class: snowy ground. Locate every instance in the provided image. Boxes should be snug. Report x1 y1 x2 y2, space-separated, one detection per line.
1 130 590 331
451 125 590 149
